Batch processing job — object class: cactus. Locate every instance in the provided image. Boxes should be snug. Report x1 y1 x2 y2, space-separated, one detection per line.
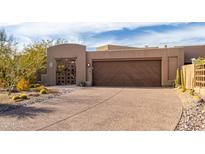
175 68 180 88
184 68 186 89
180 68 186 92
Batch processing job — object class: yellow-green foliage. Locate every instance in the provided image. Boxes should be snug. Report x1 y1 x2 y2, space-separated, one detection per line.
0 29 66 92
33 86 47 92
189 89 195 96
0 79 5 88
29 84 41 88
0 30 19 92
11 95 21 101
11 93 28 101
19 93 28 99
175 68 180 88
193 95 200 100
0 29 68 94
193 57 205 66
40 89 47 94
16 78 30 91
18 40 66 83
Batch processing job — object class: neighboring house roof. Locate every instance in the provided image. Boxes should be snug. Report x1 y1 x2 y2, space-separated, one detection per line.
96 44 159 51
96 44 138 51
96 44 205 64
177 45 205 64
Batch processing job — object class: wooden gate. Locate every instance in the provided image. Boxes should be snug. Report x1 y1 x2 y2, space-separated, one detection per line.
56 58 76 85
195 64 205 87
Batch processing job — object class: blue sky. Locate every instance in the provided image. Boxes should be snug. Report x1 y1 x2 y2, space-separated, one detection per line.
0 22 205 51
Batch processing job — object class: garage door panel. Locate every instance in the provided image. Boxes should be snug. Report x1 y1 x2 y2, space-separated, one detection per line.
93 60 161 87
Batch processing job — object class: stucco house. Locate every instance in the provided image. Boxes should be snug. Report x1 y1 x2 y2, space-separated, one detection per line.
45 44 205 87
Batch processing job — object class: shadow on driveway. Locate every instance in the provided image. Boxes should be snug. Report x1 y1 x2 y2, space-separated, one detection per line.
0 104 54 119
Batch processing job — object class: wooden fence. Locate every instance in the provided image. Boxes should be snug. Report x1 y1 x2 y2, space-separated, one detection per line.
182 64 205 98
195 64 205 87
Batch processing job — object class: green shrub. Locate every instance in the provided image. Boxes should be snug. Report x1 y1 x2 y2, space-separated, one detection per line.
175 68 180 88
40 89 47 94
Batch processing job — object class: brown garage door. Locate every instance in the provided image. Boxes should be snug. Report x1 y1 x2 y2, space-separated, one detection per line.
93 60 161 87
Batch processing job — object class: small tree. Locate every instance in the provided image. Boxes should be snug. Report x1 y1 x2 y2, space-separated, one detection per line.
0 29 18 94
18 39 67 83
0 29 68 94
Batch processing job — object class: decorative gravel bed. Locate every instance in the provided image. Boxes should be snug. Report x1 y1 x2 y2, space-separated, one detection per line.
175 98 205 131
0 86 78 113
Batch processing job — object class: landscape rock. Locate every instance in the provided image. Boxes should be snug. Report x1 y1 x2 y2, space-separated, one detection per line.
175 100 205 131
0 86 79 113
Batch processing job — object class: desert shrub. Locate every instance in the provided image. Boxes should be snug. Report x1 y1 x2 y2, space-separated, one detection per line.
193 95 200 100
18 40 67 83
11 93 28 101
16 78 30 91
175 68 180 88
40 89 47 94
193 57 205 65
19 93 28 99
11 95 21 101
32 85 47 92
189 89 195 96
180 88 186 93
0 79 5 88
79 81 86 87
29 83 41 88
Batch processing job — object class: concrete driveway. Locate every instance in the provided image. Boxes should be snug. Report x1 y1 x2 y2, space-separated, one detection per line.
0 87 182 131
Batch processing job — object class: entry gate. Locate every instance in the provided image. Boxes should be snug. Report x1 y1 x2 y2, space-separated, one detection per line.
56 58 76 85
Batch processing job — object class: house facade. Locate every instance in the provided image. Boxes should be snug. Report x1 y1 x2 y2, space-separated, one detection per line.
45 44 205 87
45 44 199 87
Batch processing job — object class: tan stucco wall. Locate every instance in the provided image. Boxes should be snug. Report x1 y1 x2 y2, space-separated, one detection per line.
47 44 86 86
87 47 184 86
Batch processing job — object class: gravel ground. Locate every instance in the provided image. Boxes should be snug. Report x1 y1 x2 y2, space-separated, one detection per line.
0 86 79 113
175 91 205 131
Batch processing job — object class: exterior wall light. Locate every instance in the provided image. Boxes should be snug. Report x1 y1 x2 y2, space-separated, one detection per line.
49 62 53 68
